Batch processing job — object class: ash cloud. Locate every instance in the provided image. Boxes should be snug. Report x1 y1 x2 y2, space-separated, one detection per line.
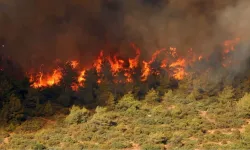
0 0 248 71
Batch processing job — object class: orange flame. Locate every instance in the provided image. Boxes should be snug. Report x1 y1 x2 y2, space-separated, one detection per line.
141 61 150 81
108 55 125 76
30 67 63 88
169 58 187 80
78 70 86 86
141 48 166 81
169 47 177 58
129 43 141 69
70 60 79 69
223 38 240 54
93 51 104 73
28 37 241 89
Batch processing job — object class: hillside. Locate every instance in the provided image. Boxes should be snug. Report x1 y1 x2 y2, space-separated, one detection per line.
1 85 250 150
1 0 250 149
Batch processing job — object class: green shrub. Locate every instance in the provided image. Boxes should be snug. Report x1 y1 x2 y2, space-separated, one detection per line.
162 90 173 102
218 86 234 104
145 89 160 103
148 132 168 144
90 107 118 127
65 105 90 124
32 143 46 150
237 93 250 117
43 101 53 116
106 92 115 110
116 92 141 111
141 144 164 150
17 119 45 133
5 123 17 132
110 140 132 149
0 94 24 124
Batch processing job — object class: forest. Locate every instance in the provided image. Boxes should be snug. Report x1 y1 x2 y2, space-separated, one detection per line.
1 0 250 149
1 48 250 149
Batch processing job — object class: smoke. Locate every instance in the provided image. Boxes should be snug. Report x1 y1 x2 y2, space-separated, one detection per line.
218 0 250 73
0 0 248 72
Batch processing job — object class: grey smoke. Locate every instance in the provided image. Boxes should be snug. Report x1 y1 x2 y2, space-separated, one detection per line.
0 0 248 73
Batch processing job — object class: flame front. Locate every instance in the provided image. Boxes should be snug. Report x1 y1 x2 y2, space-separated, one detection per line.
28 38 241 90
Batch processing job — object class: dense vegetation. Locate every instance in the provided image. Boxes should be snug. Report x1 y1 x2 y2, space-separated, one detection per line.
1 59 250 149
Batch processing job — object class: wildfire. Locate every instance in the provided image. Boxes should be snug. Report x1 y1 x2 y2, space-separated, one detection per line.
223 38 240 54
222 37 241 67
78 70 86 86
93 51 104 73
29 67 63 88
108 55 125 76
129 44 140 69
169 58 187 80
28 38 241 90
70 60 79 69
141 48 166 81
141 61 151 81
169 47 177 58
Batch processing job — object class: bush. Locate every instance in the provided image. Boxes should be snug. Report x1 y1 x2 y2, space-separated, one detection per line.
32 143 46 150
141 144 164 150
116 92 141 111
237 93 250 117
186 88 202 101
90 107 118 127
65 105 90 124
0 94 25 124
17 119 45 133
145 89 160 103
5 123 17 132
110 140 132 149
218 86 234 104
162 90 173 102
148 132 168 144
43 101 53 116
105 92 115 110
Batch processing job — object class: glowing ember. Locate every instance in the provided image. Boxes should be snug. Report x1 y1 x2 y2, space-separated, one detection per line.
70 60 79 69
71 83 79 91
161 59 167 68
169 47 177 58
198 56 203 61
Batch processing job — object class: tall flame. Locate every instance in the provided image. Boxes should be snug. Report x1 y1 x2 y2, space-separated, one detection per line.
108 55 125 76
93 51 104 73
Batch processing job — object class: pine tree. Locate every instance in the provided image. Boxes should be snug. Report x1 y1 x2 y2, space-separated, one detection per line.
106 92 115 110
145 89 160 103
0 94 24 124
43 101 53 116
95 78 113 106
218 86 235 104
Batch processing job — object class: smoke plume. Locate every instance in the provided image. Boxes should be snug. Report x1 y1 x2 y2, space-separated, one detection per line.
0 0 249 72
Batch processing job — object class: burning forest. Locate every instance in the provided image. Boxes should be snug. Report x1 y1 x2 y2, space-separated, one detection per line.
1 0 250 149
25 37 242 91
